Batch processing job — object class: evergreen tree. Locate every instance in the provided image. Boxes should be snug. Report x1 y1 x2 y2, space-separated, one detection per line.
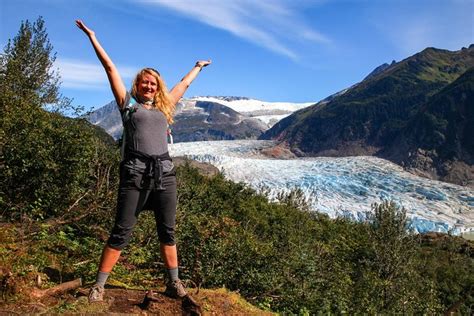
0 16 62 111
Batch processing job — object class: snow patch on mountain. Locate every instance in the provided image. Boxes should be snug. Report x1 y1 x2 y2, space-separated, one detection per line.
253 114 291 125
191 96 315 115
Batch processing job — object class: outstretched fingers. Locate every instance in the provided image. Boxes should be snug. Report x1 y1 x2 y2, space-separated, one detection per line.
196 59 212 68
75 19 94 37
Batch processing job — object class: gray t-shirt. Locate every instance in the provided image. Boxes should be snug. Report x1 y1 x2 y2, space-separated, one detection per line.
120 92 174 172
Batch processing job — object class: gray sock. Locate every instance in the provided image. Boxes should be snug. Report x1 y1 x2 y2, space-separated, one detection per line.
167 267 179 282
95 271 110 288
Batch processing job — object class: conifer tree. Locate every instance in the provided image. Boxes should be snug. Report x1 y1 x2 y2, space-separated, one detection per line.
0 16 61 111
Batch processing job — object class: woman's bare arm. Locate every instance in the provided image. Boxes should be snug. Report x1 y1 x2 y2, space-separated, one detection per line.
169 60 211 105
75 20 127 108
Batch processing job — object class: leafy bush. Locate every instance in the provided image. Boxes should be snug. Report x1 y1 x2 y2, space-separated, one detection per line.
0 17 120 221
172 165 449 313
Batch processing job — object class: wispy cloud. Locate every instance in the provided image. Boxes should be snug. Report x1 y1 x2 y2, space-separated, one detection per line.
55 58 137 90
371 2 473 56
138 0 330 60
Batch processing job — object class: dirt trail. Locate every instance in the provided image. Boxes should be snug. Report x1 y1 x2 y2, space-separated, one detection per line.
1 286 273 315
80 288 186 314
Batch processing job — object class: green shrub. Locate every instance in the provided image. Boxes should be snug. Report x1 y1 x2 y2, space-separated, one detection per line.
0 16 120 221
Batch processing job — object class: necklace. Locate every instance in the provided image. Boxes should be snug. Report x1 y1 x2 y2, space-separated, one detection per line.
143 100 154 109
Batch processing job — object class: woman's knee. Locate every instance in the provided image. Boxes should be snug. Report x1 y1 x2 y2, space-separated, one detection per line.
157 225 176 246
107 224 134 250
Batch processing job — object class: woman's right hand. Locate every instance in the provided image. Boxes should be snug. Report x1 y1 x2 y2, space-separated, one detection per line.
75 20 95 37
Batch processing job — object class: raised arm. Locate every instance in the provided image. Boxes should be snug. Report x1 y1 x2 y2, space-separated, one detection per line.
75 20 127 108
169 60 211 105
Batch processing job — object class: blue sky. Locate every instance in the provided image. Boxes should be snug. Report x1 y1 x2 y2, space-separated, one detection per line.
1 0 473 112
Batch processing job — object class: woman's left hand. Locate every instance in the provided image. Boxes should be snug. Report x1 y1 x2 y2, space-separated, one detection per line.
196 60 212 68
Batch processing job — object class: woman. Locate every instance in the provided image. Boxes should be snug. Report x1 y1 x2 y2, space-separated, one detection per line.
76 20 211 302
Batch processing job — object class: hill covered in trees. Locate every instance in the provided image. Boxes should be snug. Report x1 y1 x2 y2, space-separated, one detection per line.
383 66 474 185
261 45 474 186
1 17 473 314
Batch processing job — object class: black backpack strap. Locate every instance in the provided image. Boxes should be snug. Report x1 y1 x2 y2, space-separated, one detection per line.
120 95 138 159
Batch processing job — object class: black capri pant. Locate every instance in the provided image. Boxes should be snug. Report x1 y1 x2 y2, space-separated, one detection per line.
107 159 177 250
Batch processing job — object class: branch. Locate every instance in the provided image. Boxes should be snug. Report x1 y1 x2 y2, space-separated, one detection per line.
31 278 82 298
65 191 89 213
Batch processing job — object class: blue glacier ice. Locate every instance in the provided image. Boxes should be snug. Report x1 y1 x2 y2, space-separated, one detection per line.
170 140 474 234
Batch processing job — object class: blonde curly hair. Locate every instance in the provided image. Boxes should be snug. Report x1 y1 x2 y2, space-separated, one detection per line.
131 68 175 124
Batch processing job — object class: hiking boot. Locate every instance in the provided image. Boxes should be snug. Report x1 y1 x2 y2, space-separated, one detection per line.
164 279 187 298
88 284 105 302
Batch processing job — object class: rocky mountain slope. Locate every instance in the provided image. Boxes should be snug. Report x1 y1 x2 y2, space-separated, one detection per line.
191 96 315 126
86 97 314 141
260 45 474 186
86 100 122 139
172 99 267 142
382 67 474 186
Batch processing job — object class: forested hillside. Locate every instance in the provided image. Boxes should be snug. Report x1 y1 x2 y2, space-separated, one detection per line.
382 67 474 185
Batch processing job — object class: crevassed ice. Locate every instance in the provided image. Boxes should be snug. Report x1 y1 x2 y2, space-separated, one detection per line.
170 140 474 234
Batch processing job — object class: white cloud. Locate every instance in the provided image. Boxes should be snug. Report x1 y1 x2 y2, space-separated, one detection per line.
138 0 330 60
55 58 138 90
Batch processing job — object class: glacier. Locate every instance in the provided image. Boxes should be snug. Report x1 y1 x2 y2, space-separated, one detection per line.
169 140 474 234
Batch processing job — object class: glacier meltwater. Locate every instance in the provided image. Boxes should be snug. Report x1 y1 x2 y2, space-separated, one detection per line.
169 140 473 234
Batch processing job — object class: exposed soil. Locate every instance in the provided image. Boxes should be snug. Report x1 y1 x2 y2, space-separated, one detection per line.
173 157 220 177
0 285 273 315
259 144 296 159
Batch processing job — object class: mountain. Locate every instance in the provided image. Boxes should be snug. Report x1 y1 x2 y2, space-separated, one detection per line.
171 100 267 142
260 45 474 186
85 96 315 141
381 66 474 185
86 100 123 140
362 60 396 81
191 96 315 127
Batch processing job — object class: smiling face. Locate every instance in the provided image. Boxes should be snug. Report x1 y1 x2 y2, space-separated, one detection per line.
136 72 158 102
